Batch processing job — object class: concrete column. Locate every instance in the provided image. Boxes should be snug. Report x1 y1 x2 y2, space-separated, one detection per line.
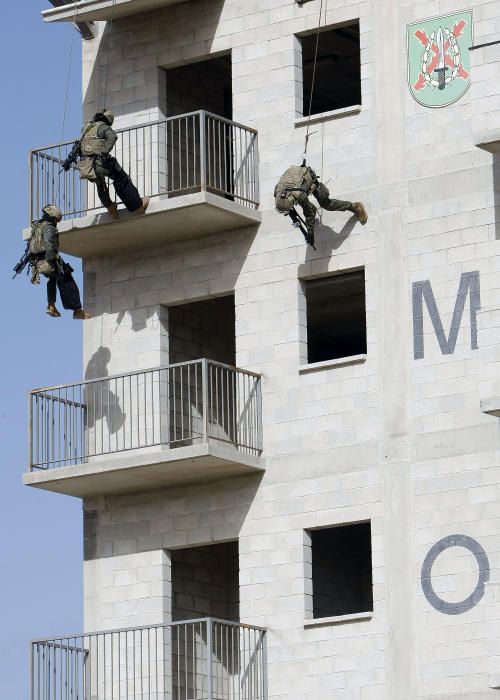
374 2 416 698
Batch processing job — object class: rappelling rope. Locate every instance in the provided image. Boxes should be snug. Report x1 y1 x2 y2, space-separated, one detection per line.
54 2 79 202
302 0 325 166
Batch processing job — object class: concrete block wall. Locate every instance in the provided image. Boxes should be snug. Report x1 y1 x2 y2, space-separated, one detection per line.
76 0 500 699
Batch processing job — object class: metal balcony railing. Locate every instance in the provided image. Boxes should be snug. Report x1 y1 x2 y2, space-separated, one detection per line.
29 359 262 471
29 110 259 222
31 618 268 700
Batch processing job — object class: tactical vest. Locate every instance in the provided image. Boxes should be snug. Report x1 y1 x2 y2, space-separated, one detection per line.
28 221 48 256
274 166 315 207
80 122 109 157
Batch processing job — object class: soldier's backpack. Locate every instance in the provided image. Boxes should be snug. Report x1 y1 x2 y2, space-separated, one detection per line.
28 221 46 256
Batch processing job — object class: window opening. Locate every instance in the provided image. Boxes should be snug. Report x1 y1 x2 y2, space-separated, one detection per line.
167 296 237 448
307 522 373 618
305 270 366 363
300 22 361 116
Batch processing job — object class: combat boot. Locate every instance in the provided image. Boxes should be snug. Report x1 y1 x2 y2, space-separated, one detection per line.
133 196 150 216
107 203 119 220
73 309 92 320
351 202 368 225
46 304 61 318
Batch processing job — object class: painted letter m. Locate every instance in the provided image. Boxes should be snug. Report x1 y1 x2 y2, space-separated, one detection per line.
413 272 481 360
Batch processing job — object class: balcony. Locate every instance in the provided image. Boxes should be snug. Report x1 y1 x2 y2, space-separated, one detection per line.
31 618 267 700
27 111 260 257
24 359 264 497
43 0 193 26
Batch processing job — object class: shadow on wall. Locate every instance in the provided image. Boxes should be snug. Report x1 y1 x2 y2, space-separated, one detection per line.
493 155 500 240
115 306 157 333
83 472 265 562
84 346 126 434
298 213 358 271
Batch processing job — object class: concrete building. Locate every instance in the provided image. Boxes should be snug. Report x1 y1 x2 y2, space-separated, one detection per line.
24 0 500 698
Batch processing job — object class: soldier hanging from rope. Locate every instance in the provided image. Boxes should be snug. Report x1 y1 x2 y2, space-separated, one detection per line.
274 163 368 248
63 109 150 219
13 205 91 319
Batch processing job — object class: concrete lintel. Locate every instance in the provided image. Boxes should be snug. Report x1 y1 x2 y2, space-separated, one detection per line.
24 192 261 259
23 442 265 498
43 0 189 24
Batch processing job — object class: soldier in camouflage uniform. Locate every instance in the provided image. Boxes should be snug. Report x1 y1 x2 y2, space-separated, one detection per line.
75 109 150 219
29 205 91 320
274 165 367 242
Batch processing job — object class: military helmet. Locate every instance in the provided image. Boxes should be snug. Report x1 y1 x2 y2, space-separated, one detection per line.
95 108 114 126
42 204 63 222
275 196 293 214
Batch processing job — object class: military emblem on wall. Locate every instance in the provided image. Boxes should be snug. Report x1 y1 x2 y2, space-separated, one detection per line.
407 11 473 108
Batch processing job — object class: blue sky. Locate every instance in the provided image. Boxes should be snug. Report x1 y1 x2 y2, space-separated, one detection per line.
0 5 84 696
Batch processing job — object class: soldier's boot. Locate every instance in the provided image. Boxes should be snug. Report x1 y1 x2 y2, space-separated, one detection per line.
73 309 92 320
133 196 150 216
351 202 368 225
107 203 119 220
46 304 61 318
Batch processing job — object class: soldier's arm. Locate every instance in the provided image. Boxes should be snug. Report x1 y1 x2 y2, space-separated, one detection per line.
42 223 59 262
99 125 118 154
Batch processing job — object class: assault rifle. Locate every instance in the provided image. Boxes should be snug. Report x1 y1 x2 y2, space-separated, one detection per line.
61 140 81 172
12 242 31 279
288 207 316 250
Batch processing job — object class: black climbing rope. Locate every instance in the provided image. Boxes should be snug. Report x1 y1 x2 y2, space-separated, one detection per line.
302 0 325 166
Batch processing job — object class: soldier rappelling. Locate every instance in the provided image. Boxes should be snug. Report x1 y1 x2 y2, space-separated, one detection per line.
13 205 91 320
274 164 368 248
62 109 150 219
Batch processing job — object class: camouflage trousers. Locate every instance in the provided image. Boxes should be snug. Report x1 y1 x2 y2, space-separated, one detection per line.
299 182 353 237
92 156 143 213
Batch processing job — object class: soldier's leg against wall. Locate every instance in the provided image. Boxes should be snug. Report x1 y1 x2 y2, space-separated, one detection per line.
106 157 143 212
313 181 353 212
298 194 317 238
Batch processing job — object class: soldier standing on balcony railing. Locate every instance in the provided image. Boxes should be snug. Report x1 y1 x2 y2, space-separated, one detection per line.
64 109 150 219
28 205 91 320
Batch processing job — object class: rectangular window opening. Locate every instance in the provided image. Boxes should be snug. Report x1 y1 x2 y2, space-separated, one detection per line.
166 54 232 119
164 55 233 199
168 295 236 366
308 522 373 619
300 21 361 116
167 295 237 449
305 270 366 364
171 541 240 622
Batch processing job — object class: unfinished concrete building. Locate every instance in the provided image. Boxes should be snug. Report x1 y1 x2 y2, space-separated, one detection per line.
24 0 500 698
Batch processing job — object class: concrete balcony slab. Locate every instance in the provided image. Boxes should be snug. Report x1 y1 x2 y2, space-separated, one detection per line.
43 0 188 24
23 191 261 259
24 442 265 498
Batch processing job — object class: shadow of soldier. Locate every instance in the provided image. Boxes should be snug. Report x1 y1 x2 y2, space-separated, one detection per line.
84 346 126 435
306 213 358 260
